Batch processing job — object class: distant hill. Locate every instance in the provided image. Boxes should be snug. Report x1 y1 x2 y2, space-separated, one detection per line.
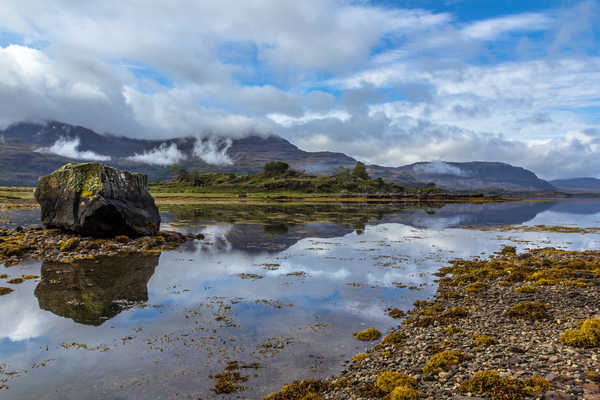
0 120 558 192
550 177 600 192
381 161 555 192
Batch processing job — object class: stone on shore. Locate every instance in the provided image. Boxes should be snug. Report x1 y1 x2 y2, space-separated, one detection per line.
35 162 160 237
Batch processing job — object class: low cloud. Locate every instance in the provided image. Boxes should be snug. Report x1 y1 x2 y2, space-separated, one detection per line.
127 142 187 166
413 161 469 176
35 137 111 161
194 137 233 165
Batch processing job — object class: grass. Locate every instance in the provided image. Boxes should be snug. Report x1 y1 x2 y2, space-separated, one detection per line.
0 187 34 200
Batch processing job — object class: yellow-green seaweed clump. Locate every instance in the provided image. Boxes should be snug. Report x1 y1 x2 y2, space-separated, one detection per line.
507 301 549 320
473 334 498 346
114 235 130 243
382 331 405 345
59 237 79 252
352 353 369 362
388 307 406 319
0 287 13 296
515 285 538 294
353 328 382 341
422 350 465 375
560 318 600 348
262 379 329 400
389 385 420 400
213 371 248 394
376 371 417 393
459 370 549 400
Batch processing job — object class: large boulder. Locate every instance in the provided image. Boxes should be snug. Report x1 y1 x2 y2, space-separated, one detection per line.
35 162 160 237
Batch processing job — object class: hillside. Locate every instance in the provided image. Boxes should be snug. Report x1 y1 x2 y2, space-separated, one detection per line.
391 161 555 192
0 120 558 192
550 177 600 192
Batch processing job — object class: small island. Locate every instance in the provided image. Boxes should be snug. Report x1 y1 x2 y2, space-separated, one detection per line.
150 161 500 204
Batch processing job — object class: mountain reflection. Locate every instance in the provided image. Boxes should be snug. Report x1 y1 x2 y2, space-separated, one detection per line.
168 201 564 253
34 254 159 326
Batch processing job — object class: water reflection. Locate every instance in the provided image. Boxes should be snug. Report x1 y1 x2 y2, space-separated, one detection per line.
1 200 600 399
34 255 159 326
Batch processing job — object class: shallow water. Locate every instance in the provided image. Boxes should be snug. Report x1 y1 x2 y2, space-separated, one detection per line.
1 200 600 399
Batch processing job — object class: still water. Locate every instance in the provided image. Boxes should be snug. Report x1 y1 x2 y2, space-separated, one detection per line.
1 200 600 399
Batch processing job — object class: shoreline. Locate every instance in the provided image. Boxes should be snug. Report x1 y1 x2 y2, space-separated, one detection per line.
265 247 600 400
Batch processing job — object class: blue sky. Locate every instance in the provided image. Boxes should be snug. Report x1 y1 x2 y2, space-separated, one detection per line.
0 0 599 178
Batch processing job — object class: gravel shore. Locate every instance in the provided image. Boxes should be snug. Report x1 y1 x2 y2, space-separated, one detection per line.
266 247 600 400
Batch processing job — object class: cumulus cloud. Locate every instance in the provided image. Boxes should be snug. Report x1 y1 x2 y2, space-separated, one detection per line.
0 1 598 178
127 142 187 166
35 137 111 161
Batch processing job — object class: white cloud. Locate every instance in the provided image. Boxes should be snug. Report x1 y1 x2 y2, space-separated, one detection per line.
461 13 553 40
194 137 234 166
127 142 187 166
267 110 351 127
413 161 469 176
35 137 111 161
0 1 597 179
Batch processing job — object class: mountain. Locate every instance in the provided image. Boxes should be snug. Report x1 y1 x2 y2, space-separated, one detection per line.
0 120 556 192
550 177 600 192
389 161 556 192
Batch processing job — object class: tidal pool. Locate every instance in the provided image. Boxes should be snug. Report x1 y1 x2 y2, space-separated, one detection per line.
1 200 600 399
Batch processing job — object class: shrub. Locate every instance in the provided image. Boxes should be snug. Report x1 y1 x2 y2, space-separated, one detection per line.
352 162 369 180
263 161 290 177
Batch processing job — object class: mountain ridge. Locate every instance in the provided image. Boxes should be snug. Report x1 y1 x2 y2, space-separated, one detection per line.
0 120 558 192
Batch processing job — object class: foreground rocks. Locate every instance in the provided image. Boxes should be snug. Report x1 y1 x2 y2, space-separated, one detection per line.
265 247 600 400
35 162 160 237
0 226 203 266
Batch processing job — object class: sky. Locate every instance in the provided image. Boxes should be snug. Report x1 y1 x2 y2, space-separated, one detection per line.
0 0 599 179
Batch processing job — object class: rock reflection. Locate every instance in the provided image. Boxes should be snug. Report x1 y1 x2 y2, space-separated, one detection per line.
34 254 159 326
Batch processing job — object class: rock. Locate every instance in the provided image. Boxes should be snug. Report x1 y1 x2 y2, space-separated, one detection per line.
35 163 160 237
542 391 576 400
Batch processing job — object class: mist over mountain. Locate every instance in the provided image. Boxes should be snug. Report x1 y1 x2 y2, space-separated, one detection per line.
0 121 563 192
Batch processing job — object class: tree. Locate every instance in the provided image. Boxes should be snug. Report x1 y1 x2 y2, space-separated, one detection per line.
169 166 189 183
352 162 369 180
263 161 289 177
